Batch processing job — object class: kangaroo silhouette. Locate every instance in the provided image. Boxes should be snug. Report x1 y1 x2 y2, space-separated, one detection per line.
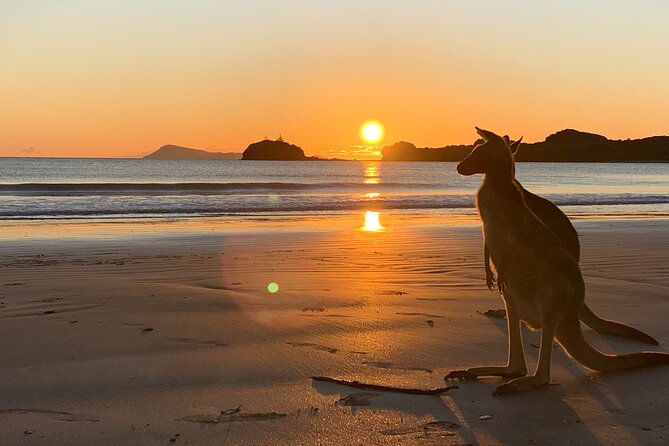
482 135 659 345
447 127 669 396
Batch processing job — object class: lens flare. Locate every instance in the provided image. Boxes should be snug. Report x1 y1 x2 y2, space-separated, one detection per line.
267 282 279 293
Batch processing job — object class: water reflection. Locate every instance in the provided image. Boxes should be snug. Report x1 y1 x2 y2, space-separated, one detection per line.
364 162 380 184
362 211 384 231
363 192 380 199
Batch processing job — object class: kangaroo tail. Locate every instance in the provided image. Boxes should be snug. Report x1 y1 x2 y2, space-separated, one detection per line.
580 303 659 345
557 317 669 372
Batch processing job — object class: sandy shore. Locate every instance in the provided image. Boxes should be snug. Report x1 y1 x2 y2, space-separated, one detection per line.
0 215 668 445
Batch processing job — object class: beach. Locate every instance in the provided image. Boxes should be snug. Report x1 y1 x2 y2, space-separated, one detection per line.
1 215 668 445
5 1 669 444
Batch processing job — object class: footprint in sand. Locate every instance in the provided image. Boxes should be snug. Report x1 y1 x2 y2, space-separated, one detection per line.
362 360 433 373
301 307 326 312
415 297 458 301
380 420 461 436
200 284 235 291
179 410 287 424
396 312 444 318
122 323 155 333
336 393 378 406
0 409 98 422
478 308 507 319
287 342 337 354
168 338 226 348
36 297 62 303
300 313 352 318
122 322 154 333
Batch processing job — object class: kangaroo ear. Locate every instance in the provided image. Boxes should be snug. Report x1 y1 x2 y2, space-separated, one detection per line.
509 137 523 154
503 135 511 144
475 127 501 142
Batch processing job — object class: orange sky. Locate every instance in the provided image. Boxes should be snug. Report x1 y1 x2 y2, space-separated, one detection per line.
2 1 668 159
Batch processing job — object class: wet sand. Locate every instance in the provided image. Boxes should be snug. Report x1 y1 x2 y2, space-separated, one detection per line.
0 215 668 445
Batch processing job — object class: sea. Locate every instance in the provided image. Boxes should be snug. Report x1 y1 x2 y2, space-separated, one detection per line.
0 158 668 220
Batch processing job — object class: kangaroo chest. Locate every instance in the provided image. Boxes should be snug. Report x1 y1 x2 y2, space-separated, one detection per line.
477 184 544 324
476 185 527 267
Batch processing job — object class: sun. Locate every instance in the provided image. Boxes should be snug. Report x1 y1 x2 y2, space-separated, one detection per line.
360 121 384 144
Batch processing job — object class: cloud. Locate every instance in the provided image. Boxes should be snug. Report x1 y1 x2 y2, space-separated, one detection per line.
324 145 381 160
19 146 40 155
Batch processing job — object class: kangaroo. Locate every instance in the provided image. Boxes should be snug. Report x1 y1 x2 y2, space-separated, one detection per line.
482 135 658 345
447 127 669 396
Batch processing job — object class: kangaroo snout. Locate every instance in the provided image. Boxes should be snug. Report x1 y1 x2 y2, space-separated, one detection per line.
456 161 474 176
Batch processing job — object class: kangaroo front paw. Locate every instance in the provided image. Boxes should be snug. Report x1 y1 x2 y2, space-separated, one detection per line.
445 369 478 380
445 366 527 381
493 376 549 396
485 273 496 291
496 274 507 294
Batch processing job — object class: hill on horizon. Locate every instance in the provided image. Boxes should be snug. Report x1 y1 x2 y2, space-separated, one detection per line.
381 129 669 162
144 145 241 160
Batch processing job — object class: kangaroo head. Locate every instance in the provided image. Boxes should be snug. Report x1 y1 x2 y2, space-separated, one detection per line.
457 127 522 178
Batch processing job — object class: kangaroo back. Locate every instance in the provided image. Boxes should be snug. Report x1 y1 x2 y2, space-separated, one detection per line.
521 187 580 261
520 184 659 345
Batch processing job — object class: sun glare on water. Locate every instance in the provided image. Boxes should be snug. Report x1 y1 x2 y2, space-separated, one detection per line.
360 121 383 144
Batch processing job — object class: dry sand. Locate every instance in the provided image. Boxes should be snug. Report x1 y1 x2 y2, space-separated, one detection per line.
0 215 668 445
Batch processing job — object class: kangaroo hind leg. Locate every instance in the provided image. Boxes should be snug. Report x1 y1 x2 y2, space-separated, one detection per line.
493 277 573 396
445 302 528 381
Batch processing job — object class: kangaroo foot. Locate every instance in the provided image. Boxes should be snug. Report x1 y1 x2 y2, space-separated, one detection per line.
445 366 527 381
493 375 549 396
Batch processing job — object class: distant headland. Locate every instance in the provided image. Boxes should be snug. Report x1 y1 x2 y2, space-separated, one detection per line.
381 129 669 162
143 145 241 160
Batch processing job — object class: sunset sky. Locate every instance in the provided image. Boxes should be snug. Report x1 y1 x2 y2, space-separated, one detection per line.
2 1 668 159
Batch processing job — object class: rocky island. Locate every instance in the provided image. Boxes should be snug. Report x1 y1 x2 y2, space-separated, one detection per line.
241 138 322 161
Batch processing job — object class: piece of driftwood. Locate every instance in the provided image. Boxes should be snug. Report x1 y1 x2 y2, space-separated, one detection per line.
311 376 458 395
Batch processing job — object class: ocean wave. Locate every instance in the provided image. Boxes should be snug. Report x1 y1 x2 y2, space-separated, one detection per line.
0 192 668 219
0 182 436 196
541 193 669 206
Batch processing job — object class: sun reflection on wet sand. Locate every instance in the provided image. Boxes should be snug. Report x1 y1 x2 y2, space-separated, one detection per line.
362 211 384 231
